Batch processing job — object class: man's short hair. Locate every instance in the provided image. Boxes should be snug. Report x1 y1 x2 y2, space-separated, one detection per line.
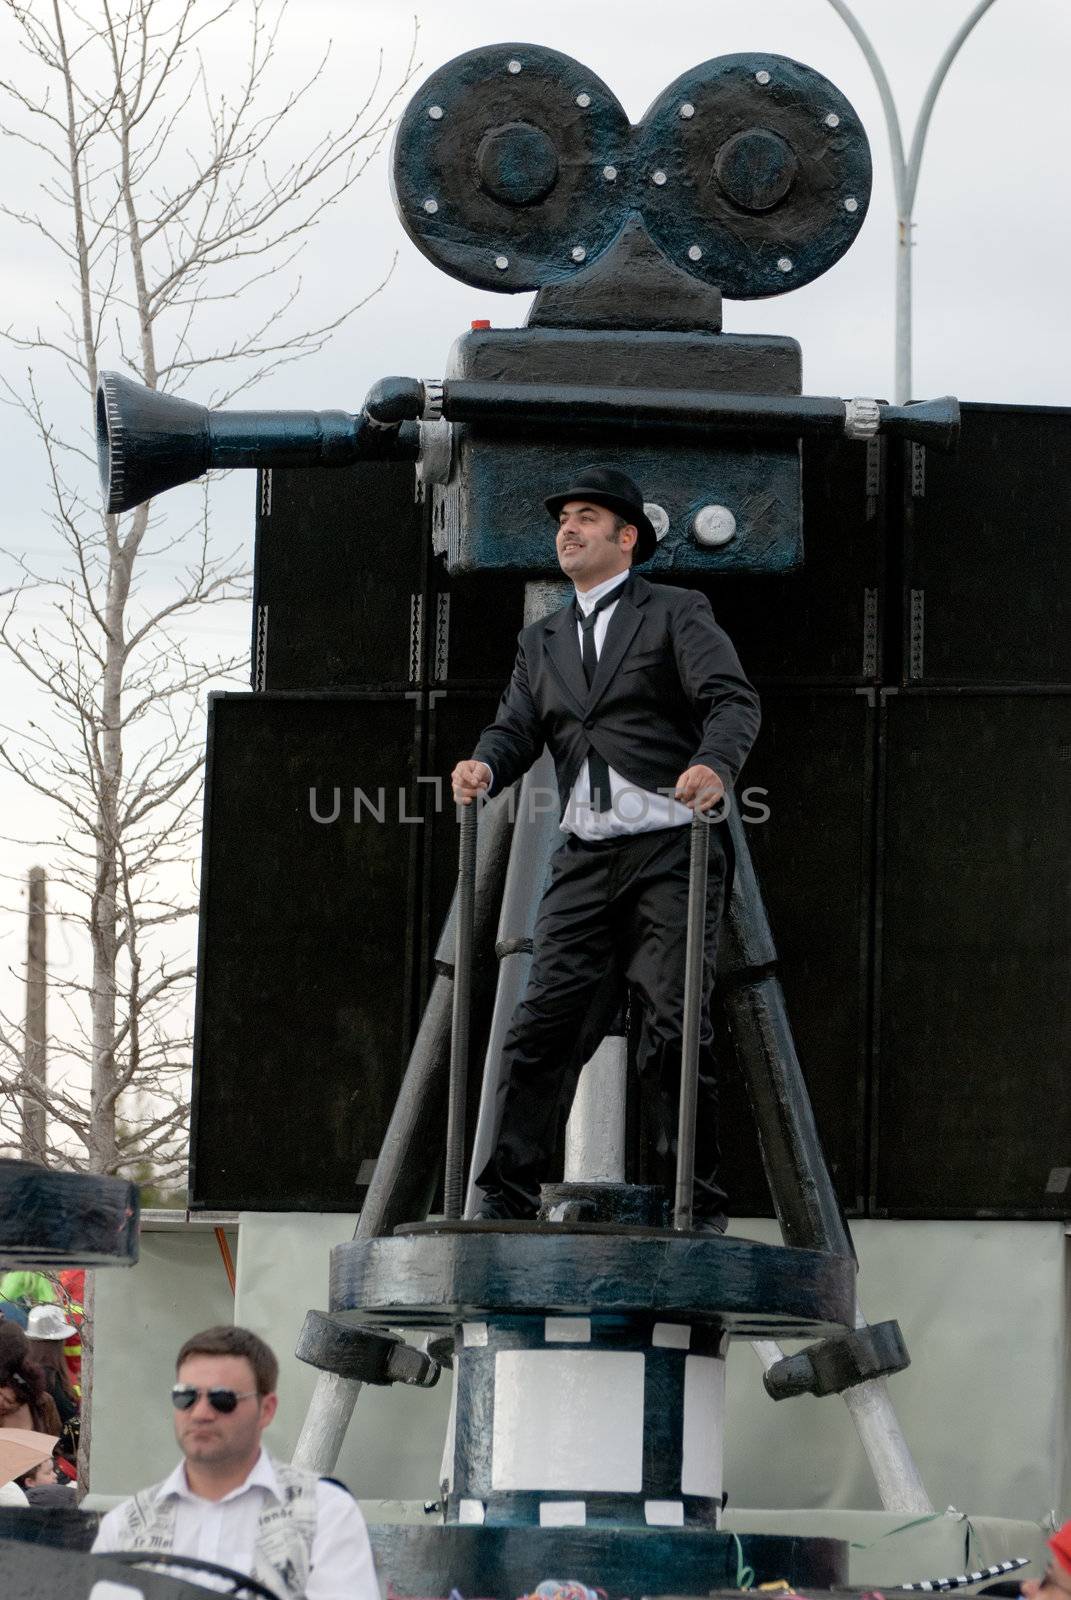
608 511 635 557
176 1325 279 1396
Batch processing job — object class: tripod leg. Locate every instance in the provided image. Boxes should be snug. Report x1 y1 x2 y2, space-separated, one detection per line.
721 802 853 1256
292 783 514 1474
724 804 931 1513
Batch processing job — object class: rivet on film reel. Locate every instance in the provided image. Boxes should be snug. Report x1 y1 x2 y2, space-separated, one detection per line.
634 53 872 299
391 43 631 293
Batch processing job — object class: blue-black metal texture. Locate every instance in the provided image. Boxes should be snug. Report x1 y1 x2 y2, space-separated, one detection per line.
390 44 631 294
0 1160 138 1268
391 46 870 300
329 1226 855 1335
448 1312 727 1526
96 370 419 514
638 54 871 299
763 1318 910 1401
366 1525 847 1599
438 326 802 576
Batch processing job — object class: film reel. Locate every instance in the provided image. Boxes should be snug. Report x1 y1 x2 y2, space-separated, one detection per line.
391 43 631 292
392 47 872 300
637 54 872 299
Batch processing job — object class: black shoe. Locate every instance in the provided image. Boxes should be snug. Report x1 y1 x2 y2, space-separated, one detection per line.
691 1212 729 1236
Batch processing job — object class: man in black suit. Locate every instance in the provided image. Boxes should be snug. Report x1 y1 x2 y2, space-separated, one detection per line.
451 466 760 1226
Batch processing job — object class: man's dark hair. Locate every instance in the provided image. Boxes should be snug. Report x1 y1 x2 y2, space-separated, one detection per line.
176 1325 279 1396
607 511 635 558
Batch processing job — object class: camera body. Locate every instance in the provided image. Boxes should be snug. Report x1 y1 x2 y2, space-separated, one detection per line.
436 324 804 576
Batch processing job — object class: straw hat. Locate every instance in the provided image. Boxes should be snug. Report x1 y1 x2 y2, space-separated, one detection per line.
0 1428 57 1488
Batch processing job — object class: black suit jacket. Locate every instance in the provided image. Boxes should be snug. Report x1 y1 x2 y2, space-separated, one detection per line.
473 574 760 812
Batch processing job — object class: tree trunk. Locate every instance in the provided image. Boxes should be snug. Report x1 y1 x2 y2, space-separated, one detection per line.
76 1269 94 1498
20 866 47 1163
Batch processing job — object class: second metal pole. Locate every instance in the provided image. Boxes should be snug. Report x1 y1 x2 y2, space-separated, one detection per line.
444 800 478 1219
673 812 710 1230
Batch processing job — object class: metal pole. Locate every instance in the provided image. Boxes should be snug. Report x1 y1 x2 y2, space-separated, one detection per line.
673 813 710 1230
825 0 1001 404
444 800 478 1219
20 866 47 1164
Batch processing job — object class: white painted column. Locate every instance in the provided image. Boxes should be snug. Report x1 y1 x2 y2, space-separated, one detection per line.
563 1037 627 1183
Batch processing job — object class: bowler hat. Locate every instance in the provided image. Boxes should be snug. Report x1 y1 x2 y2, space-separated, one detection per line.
545 465 659 564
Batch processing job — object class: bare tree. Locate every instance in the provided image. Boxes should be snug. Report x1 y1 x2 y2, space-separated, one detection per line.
0 0 417 1182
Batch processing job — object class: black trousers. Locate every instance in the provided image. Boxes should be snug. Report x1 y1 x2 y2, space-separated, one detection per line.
476 822 728 1218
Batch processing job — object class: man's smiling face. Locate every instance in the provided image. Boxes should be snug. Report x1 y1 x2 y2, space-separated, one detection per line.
555 499 637 591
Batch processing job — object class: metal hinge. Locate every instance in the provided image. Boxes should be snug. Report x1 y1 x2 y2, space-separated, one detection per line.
254 604 269 692
862 587 879 678
909 589 925 681
409 594 424 686
434 593 450 682
259 468 272 519
910 443 926 498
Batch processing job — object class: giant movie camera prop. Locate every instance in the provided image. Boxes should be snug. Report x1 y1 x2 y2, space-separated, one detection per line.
94 43 961 1600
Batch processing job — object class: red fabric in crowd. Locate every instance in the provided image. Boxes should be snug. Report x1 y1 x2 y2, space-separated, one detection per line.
1049 1520 1071 1575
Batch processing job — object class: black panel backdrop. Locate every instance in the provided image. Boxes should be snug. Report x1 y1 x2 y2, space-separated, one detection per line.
873 690 1071 1217
189 409 1071 1216
191 694 423 1211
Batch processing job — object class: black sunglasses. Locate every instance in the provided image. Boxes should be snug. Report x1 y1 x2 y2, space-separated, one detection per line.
171 1384 258 1414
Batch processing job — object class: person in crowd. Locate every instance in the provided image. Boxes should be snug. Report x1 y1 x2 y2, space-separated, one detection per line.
0 1269 58 1309
26 1302 80 1470
93 1324 380 1600
26 1304 79 1429
56 1266 85 1393
1023 1520 1071 1600
0 1428 57 1508
0 1320 61 1436
18 1451 77 1508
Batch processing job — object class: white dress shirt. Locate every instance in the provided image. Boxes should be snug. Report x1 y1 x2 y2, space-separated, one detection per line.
561 569 693 841
92 1448 380 1600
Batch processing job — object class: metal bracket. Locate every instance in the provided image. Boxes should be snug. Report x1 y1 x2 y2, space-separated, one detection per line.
909 589 925 681
862 587 879 679
434 592 451 682
864 436 882 501
763 1318 910 1401
254 604 269 693
415 416 453 503
409 593 424 685
844 396 880 441
295 1309 440 1388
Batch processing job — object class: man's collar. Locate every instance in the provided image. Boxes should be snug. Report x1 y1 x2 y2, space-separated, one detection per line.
163 1446 279 1505
573 569 631 614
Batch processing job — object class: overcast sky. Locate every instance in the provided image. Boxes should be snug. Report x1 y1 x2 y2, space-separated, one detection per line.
0 0 1067 1077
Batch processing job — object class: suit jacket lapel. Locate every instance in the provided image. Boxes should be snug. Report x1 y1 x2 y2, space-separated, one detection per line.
543 604 588 715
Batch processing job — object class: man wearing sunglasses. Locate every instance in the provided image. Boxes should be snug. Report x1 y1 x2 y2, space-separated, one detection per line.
92 1324 379 1599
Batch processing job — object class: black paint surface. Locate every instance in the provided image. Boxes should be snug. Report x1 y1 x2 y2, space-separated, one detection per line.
368 1524 846 1599
0 1162 138 1268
